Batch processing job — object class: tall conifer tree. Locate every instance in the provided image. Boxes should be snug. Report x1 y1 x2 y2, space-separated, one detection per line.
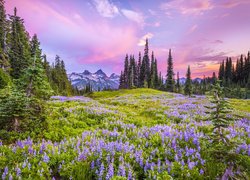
154 59 158 88
184 65 192 96
0 0 9 70
137 52 142 87
166 49 174 92
142 38 150 87
150 51 155 88
176 72 180 93
8 7 31 79
124 54 129 89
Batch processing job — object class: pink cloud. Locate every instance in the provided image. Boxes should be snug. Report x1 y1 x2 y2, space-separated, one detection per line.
218 0 250 8
161 0 213 16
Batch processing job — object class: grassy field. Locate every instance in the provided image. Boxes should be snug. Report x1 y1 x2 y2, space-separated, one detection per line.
0 89 249 179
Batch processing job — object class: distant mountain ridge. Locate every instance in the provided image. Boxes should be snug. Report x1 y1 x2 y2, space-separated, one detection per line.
68 69 120 91
178 78 202 85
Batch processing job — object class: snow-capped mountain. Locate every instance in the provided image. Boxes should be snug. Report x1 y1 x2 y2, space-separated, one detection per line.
177 78 202 85
68 69 120 91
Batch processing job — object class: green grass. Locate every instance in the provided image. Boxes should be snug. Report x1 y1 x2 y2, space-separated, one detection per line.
88 88 173 126
88 88 171 99
230 99 250 113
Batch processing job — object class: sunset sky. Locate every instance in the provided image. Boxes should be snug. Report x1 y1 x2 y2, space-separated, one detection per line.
5 0 250 77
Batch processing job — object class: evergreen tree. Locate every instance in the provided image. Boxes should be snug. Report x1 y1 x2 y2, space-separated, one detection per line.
50 55 72 95
225 58 232 86
43 54 51 81
166 49 174 92
205 81 238 177
0 0 9 70
184 65 192 96
246 72 250 90
158 72 162 89
17 34 52 99
8 8 31 79
150 51 155 88
119 71 125 89
154 59 158 88
212 72 217 85
124 54 129 89
0 86 29 131
141 38 150 87
176 72 180 93
239 55 244 85
137 52 141 87
83 83 92 94
218 60 225 81
0 68 11 89
202 75 207 94
128 55 136 88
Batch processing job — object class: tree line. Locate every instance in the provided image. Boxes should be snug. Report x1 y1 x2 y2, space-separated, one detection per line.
218 53 250 87
119 39 250 98
0 4 73 96
119 39 194 96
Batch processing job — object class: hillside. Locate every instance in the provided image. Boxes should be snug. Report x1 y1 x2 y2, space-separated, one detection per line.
1 89 249 179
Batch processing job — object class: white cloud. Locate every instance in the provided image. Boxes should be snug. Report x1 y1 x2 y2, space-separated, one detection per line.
92 0 119 18
121 9 144 26
138 33 154 46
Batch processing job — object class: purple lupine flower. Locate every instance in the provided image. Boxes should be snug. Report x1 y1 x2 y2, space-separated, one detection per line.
128 167 133 180
17 141 24 149
144 159 149 172
200 169 204 175
201 159 205 165
40 142 46 154
91 161 95 170
106 155 110 163
188 161 195 170
43 153 50 163
2 166 8 179
157 159 161 172
150 162 155 171
9 174 13 180
98 163 104 180
16 167 21 176
118 163 126 177
222 166 234 179
106 163 114 180
181 159 185 166
22 161 27 168
58 164 62 172
139 157 144 168
174 154 179 161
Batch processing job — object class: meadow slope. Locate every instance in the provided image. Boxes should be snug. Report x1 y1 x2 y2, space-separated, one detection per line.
0 89 249 179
